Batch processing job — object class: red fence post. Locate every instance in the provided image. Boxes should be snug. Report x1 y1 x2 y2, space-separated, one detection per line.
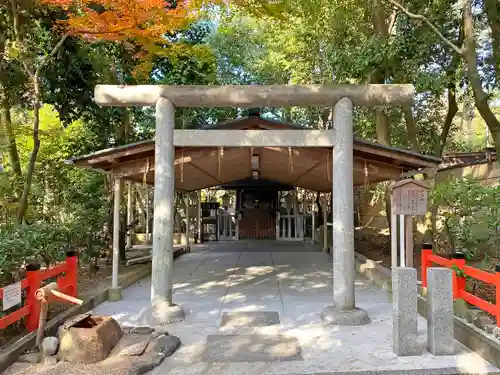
421 243 433 288
25 262 41 332
496 264 500 327
65 251 78 298
452 252 466 299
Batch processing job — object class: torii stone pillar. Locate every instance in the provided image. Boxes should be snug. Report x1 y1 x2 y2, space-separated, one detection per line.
151 98 185 324
321 97 370 325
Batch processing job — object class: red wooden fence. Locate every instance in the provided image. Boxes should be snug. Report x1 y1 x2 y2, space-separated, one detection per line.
421 247 500 327
0 251 78 332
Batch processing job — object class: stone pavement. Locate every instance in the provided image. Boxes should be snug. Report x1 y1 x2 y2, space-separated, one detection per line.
89 241 499 374
8 241 499 375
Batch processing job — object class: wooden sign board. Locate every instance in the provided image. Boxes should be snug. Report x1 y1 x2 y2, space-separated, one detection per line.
390 179 429 216
3 282 21 311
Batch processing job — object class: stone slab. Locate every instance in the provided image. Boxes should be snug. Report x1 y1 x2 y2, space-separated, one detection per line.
130 326 154 335
292 369 500 375
202 334 303 362
145 335 180 357
219 311 280 328
392 267 418 356
427 268 454 356
117 339 150 356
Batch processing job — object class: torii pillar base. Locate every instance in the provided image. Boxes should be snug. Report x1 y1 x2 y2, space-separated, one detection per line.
321 305 370 326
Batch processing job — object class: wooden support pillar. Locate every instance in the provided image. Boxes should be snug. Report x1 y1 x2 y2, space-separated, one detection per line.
146 187 150 235
391 212 398 269
185 192 190 249
311 194 316 244
126 182 134 248
405 216 414 268
293 195 300 238
399 214 406 267
196 190 201 243
322 194 328 252
110 177 122 301
276 211 280 240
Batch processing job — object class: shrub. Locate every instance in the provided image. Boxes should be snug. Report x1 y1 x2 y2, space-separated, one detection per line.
0 224 70 286
431 177 500 260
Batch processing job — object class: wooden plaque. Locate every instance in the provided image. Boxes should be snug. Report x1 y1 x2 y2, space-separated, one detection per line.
390 179 429 216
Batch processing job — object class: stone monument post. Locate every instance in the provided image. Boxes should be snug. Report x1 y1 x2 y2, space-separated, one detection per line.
427 267 454 355
392 267 418 355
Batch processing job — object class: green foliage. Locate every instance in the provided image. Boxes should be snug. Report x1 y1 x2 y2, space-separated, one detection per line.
0 224 69 285
432 178 500 259
0 105 110 283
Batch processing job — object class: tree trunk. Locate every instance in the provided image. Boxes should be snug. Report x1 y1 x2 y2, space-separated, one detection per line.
115 109 130 145
437 82 459 157
437 27 462 156
375 110 391 146
463 0 500 152
0 101 22 177
371 0 391 147
16 75 42 224
485 0 500 82
403 108 418 151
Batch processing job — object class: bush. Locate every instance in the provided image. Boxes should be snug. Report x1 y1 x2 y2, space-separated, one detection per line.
431 177 500 260
0 224 71 286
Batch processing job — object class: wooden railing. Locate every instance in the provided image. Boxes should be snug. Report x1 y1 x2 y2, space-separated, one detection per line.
422 246 500 326
0 252 78 331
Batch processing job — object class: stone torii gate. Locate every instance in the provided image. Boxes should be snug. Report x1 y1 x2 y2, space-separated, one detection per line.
94 84 414 325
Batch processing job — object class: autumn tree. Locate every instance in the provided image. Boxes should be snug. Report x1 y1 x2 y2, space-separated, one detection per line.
5 0 209 223
41 0 204 76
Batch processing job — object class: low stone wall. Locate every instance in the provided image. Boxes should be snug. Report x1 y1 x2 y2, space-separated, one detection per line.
173 233 195 245
354 252 392 292
354 250 500 368
131 233 152 245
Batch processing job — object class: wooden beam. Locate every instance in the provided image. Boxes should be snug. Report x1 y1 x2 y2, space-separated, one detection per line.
86 143 154 165
264 147 384 175
109 148 227 178
94 84 415 108
353 143 438 168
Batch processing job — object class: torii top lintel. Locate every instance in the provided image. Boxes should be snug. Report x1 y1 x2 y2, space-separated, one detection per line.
94 84 415 108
